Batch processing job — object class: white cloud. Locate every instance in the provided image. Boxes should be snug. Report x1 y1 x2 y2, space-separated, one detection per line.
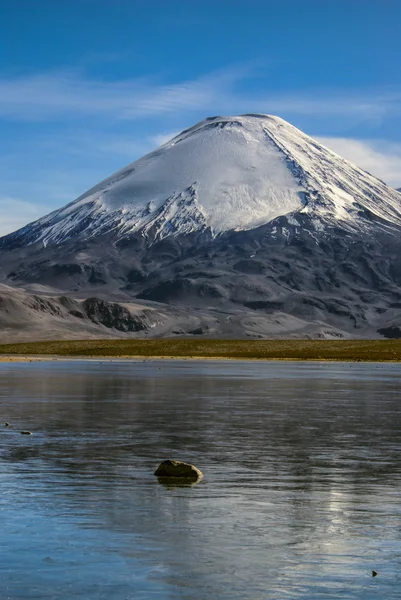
259 93 401 121
0 66 246 121
51 132 152 161
0 197 49 236
0 66 400 123
149 131 181 147
315 137 401 187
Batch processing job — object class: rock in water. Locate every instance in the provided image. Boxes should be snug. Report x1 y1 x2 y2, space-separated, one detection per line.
154 460 203 478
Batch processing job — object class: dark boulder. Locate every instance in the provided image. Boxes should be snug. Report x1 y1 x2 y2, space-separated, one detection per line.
154 459 203 479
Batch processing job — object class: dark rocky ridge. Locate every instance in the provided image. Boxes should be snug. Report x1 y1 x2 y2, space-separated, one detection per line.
1 211 401 338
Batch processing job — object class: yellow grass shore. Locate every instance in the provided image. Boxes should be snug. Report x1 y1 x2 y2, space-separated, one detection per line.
0 338 401 362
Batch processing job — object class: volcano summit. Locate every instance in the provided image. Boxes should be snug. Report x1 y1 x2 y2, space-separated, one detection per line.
2 114 401 248
1 114 401 340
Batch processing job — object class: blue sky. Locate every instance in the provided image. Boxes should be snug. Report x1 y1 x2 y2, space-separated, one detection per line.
1 0 401 234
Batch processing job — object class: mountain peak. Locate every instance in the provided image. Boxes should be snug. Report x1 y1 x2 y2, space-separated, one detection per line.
163 113 296 146
2 115 401 249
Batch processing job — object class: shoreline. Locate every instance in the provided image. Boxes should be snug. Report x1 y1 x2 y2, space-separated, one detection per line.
1 354 401 364
0 338 401 363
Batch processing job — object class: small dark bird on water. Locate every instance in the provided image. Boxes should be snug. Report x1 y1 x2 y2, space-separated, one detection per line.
372 570 378 577
20 431 32 435
4 422 9 427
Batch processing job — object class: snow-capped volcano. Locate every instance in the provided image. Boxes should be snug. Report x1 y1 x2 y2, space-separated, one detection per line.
3 114 401 249
3 115 401 340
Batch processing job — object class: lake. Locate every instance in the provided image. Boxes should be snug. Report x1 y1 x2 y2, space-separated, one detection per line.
0 359 400 599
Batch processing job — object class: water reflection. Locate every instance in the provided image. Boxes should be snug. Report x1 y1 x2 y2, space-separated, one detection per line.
156 475 203 489
0 360 401 598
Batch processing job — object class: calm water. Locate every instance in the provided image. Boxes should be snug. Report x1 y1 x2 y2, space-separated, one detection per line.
0 359 401 599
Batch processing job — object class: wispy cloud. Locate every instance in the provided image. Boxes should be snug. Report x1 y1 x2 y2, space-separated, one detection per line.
0 197 49 236
0 66 246 121
315 137 401 187
149 131 181 147
0 66 400 122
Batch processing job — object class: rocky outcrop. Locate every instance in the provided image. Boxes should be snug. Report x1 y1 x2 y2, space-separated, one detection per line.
0 284 166 342
81 298 153 332
377 326 401 339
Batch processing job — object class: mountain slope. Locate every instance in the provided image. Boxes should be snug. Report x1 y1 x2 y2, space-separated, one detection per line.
2 114 401 250
0 284 356 342
1 114 401 339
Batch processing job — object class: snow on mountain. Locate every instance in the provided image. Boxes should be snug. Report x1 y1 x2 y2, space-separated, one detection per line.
3 114 401 248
